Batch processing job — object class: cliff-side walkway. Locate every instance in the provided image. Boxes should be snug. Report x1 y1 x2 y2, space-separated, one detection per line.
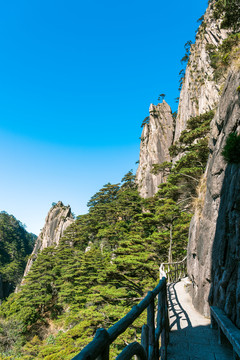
167 279 233 360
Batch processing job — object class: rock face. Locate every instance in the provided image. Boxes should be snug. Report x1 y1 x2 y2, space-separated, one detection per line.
135 0 239 324
136 101 174 198
174 3 228 141
187 70 240 321
137 2 228 198
22 201 74 279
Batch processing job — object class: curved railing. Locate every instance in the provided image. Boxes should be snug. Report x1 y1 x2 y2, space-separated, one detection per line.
71 277 169 360
159 256 187 283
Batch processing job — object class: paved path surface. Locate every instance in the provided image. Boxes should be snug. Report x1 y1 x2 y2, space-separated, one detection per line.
167 279 233 360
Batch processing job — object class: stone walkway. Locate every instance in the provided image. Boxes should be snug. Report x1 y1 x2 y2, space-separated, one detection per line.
167 279 233 360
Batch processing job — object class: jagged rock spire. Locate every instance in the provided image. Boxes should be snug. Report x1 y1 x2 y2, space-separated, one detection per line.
136 101 174 198
21 201 74 281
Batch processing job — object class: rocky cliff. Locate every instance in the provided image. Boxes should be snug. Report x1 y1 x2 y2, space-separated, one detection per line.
174 3 228 141
136 101 174 198
135 0 240 324
187 70 240 320
136 2 228 198
22 201 74 279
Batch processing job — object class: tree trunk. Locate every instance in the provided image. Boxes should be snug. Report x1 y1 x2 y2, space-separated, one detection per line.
168 223 173 264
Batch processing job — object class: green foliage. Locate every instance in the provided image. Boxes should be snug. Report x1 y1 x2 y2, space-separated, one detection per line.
178 69 185 91
158 93 166 102
0 125 212 360
180 40 192 64
0 318 25 357
172 111 177 121
151 161 172 176
213 0 240 31
0 171 159 358
169 111 214 157
207 33 240 81
222 132 240 163
150 111 214 264
158 110 214 205
141 116 149 128
178 40 192 91
197 15 204 25
87 183 120 209
0 212 36 298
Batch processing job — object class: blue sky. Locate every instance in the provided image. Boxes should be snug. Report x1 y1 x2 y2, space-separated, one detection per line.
0 0 208 234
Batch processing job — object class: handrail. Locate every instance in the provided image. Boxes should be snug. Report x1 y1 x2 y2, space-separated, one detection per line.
71 277 169 360
159 257 187 283
161 256 187 266
115 342 147 360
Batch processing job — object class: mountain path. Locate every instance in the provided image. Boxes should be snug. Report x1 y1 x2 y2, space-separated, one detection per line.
167 279 233 360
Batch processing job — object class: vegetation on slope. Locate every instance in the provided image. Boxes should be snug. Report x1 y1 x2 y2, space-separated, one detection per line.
0 109 215 360
206 33 240 81
206 0 240 81
0 212 36 299
0 173 163 359
152 110 215 261
222 132 240 163
211 0 240 32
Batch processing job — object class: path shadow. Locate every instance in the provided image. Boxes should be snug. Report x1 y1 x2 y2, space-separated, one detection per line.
167 281 234 358
167 324 233 359
168 282 192 331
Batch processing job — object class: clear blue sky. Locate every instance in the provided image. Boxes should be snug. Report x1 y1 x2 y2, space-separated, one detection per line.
0 0 208 235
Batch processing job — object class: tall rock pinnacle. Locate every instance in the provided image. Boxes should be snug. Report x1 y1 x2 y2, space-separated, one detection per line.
22 201 74 280
136 101 174 198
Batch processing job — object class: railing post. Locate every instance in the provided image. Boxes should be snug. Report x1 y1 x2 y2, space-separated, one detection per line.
160 256 187 284
98 344 109 360
155 288 163 360
141 324 149 359
160 284 168 360
147 294 155 360
72 328 110 360
116 342 147 360
164 285 169 347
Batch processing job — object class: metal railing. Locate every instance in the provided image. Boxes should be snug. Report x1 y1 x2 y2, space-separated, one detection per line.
159 257 187 283
72 277 169 360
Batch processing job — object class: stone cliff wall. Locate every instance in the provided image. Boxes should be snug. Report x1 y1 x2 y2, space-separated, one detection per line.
174 2 228 141
22 201 74 280
187 70 240 321
136 101 174 198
